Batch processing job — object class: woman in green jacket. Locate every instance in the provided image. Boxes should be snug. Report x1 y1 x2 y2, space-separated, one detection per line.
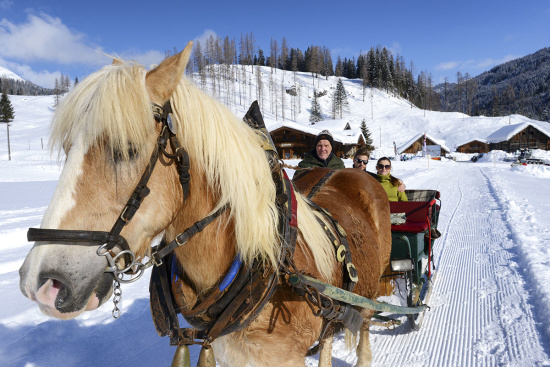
375 157 408 201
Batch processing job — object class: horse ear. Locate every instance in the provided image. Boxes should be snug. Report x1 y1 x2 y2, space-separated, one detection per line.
146 41 193 104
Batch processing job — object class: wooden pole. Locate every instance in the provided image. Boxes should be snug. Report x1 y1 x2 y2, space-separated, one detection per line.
7 123 11 161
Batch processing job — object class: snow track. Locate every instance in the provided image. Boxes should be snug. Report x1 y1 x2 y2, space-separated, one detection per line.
4 161 550 366
308 163 550 366
370 164 550 366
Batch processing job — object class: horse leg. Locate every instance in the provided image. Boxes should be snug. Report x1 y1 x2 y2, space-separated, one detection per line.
355 310 375 367
318 332 333 367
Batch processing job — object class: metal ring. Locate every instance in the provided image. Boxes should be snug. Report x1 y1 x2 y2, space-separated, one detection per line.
115 266 145 283
112 249 136 274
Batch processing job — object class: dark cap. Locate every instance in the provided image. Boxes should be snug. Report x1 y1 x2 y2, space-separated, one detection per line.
315 129 334 148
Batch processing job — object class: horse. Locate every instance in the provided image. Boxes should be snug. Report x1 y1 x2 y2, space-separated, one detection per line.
19 41 392 367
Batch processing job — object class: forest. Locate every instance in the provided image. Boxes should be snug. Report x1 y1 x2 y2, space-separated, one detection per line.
3 32 548 123
436 47 550 122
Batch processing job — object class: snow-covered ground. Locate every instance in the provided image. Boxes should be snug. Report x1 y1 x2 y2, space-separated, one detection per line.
1 81 550 366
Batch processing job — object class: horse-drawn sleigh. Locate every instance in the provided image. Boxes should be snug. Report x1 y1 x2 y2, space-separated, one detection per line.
19 42 440 366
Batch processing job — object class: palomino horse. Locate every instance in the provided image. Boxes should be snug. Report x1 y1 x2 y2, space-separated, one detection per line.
19 41 391 366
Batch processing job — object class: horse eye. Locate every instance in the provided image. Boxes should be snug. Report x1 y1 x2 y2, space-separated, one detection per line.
113 145 138 163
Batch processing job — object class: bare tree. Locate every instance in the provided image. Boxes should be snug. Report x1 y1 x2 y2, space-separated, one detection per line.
280 37 289 81
281 82 286 121
456 71 463 113
466 75 479 115
269 38 278 73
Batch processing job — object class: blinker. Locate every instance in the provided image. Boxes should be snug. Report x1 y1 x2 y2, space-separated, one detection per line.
167 113 177 134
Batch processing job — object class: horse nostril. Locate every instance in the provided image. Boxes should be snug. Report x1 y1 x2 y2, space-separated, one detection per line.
52 279 70 308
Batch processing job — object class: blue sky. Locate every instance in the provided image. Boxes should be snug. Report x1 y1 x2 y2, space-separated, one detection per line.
1 0 549 89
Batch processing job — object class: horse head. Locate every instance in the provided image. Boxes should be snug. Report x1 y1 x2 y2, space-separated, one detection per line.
19 43 194 319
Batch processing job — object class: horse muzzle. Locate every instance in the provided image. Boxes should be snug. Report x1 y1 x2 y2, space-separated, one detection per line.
19 242 115 319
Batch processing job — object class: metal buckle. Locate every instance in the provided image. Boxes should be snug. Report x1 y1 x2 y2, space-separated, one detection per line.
336 245 346 263
347 263 359 283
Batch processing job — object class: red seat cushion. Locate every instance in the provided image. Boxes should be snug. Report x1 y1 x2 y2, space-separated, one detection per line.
391 220 429 233
390 200 435 233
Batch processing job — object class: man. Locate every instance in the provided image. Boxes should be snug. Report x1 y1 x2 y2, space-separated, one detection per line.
353 148 406 192
297 130 345 169
353 148 377 178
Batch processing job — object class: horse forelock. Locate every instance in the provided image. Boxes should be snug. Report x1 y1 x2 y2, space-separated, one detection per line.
170 78 280 268
49 62 155 162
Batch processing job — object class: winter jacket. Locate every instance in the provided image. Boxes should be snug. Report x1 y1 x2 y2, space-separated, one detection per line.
376 174 408 202
297 150 345 170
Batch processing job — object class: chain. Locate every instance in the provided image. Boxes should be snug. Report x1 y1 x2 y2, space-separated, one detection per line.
112 279 122 318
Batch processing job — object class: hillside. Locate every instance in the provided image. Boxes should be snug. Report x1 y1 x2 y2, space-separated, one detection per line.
187 65 549 154
2 69 550 366
0 67 54 96
435 47 550 121
3 64 549 156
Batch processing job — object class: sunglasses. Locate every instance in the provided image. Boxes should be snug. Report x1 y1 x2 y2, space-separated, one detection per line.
354 158 369 165
376 164 391 169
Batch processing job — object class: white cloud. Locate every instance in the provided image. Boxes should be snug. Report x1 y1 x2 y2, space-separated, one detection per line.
0 13 105 65
472 54 517 69
115 49 166 70
387 42 402 57
436 61 460 71
435 54 519 77
193 29 219 47
0 56 60 88
0 13 171 87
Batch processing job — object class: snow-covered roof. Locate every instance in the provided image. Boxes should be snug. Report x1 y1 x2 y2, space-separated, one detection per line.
486 122 550 143
397 133 450 154
455 138 488 147
312 119 352 132
268 121 362 145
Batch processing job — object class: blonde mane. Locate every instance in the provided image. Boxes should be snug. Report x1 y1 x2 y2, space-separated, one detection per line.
48 61 334 278
50 63 155 160
170 77 280 267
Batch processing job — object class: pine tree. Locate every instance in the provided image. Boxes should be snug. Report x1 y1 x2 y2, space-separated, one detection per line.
332 78 348 119
309 90 323 123
0 92 15 123
360 119 374 151
53 78 61 107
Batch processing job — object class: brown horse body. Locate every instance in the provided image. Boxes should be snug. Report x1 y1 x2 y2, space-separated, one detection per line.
18 42 391 366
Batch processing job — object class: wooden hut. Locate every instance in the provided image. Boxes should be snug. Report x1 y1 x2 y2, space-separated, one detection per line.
269 122 364 159
487 122 550 152
455 139 489 154
397 133 450 157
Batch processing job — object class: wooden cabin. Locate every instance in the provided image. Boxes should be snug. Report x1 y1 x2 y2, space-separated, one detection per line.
487 123 550 152
456 139 490 154
397 133 450 157
269 124 364 159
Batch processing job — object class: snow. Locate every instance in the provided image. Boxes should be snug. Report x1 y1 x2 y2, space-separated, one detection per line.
487 121 550 143
397 132 451 154
1 68 550 366
0 66 24 82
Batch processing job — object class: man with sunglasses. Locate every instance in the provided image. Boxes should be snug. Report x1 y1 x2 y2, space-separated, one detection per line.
353 149 406 192
297 130 345 170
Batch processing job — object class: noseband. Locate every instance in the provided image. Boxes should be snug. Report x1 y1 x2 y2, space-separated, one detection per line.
27 101 194 283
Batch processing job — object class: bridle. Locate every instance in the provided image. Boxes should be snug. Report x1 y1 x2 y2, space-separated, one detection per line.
27 101 201 285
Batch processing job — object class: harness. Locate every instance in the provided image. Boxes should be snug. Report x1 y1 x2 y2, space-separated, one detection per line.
26 100 360 364
27 101 191 287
